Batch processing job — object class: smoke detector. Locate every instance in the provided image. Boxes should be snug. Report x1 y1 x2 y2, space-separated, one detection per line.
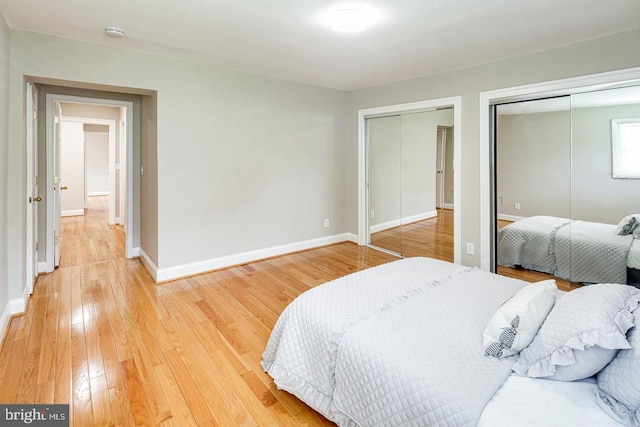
104 27 125 38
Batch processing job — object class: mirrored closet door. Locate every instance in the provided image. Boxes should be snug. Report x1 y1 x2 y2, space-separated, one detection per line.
494 85 640 287
366 108 454 259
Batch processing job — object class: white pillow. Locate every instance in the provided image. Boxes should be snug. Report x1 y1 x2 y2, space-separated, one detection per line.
512 284 639 381
483 279 558 359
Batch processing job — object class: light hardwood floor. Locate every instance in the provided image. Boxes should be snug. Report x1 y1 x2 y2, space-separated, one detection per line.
0 197 400 426
0 200 576 426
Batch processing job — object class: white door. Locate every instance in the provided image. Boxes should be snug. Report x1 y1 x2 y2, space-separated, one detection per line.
60 121 85 217
53 101 62 268
26 83 39 291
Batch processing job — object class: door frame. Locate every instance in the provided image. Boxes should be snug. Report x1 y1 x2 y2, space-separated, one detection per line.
44 94 135 271
479 66 640 271
357 96 462 264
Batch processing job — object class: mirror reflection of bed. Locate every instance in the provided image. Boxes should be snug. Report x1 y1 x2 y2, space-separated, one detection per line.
495 86 640 288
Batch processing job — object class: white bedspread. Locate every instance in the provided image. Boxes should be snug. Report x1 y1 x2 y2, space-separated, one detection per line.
262 257 527 426
479 375 623 426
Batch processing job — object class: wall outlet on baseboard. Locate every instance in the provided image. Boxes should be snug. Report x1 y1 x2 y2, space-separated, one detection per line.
324 218 330 228
466 243 475 255
514 202 521 210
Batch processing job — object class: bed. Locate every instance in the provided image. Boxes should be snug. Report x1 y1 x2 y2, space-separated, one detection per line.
262 257 640 426
498 215 640 286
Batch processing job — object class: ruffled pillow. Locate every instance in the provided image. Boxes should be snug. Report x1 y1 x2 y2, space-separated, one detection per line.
483 279 557 358
617 214 639 236
596 297 640 426
512 284 640 381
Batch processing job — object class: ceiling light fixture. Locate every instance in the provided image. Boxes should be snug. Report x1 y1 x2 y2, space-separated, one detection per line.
104 27 125 38
330 8 370 32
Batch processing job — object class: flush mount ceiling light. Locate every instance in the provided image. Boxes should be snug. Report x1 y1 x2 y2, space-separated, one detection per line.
104 27 125 38
330 8 370 32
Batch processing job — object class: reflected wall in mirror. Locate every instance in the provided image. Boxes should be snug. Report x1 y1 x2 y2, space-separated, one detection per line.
495 86 640 288
367 108 454 260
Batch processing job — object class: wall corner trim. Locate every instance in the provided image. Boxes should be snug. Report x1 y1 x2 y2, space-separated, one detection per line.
0 301 12 345
139 249 158 283
155 233 358 284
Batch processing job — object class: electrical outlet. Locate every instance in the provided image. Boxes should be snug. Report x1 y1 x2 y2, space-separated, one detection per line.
370 210 375 219
466 243 475 255
324 218 330 228
515 202 521 210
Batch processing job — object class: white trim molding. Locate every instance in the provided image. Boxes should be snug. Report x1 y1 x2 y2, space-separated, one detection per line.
479 66 640 271
88 191 110 197
150 233 358 283
497 214 525 222
370 210 438 234
61 209 84 217
358 96 462 264
0 302 11 343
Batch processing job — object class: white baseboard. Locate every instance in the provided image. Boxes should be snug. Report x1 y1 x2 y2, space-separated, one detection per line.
0 301 11 343
154 232 358 283
498 213 525 222
88 191 109 196
129 247 141 257
442 203 454 210
139 249 158 283
371 210 438 233
402 210 438 225
38 261 48 274
2 287 30 343
61 209 84 217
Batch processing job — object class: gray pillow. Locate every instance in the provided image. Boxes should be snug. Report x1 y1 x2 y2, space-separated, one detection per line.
596 302 640 426
617 214 640 236
512 284 639 381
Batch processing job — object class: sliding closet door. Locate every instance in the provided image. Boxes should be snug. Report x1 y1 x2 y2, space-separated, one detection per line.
368 115 403 254
568 87 640 284
494 97 572 278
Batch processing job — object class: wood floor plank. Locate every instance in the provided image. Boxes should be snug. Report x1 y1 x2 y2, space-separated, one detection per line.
162 349 212 426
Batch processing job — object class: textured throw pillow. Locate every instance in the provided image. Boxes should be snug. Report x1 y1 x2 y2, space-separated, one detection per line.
512 283 639 381
617 214 639 236
596 297 640 427
483 279 558 359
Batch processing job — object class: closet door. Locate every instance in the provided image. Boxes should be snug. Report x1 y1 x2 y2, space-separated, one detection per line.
368 115 402 255
494 97 572 278
568 87 640 285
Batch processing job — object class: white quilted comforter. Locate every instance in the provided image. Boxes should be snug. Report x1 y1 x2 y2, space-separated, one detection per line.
262 257 527 426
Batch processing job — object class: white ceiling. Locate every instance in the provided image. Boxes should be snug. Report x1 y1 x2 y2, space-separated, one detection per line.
1 0 639 90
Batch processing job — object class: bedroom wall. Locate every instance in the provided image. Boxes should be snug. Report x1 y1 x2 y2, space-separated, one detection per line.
0 12 10 332
346 28 640 267
7 30 347 288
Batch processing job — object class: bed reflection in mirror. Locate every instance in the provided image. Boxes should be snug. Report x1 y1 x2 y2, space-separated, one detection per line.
495 86 640 288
